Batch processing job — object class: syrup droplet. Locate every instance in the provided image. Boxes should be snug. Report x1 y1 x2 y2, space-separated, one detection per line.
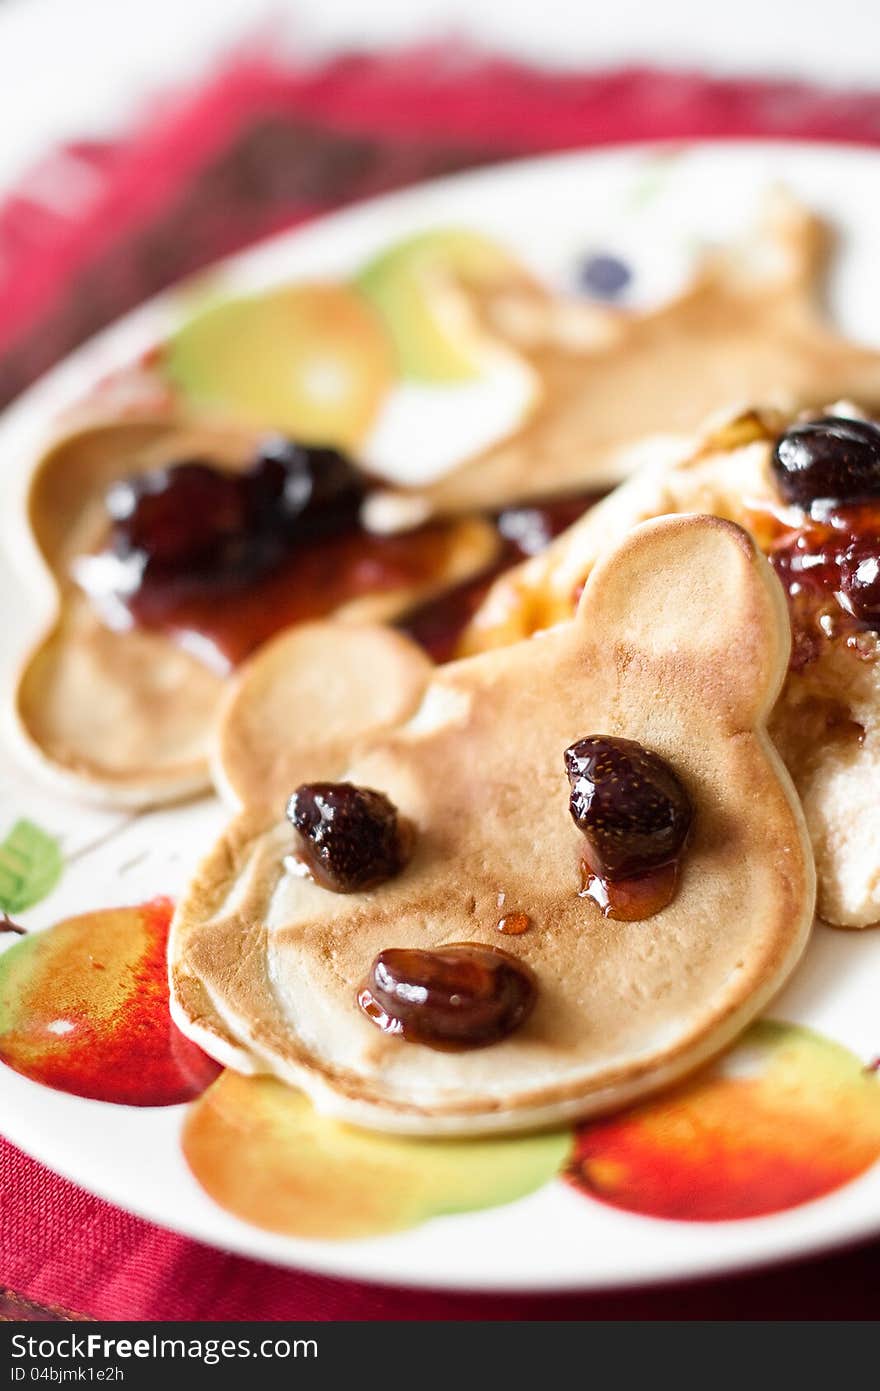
497 912 532 936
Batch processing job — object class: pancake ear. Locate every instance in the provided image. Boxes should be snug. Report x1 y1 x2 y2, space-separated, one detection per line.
700 188 829 304
212 622 434 811
575 514 791 729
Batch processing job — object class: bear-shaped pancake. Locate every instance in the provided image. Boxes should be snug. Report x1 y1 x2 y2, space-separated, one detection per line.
11 413 494 806
368 194 880 524
170 514 815 1135
462 405 880 929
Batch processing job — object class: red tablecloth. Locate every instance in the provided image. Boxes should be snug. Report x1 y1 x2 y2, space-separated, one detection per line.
3 45 880 1321
3 1137 880 1319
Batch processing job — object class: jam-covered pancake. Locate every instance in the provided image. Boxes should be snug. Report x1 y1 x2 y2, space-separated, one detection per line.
12 414 499 806
462 404 880 929
170 516 814 1136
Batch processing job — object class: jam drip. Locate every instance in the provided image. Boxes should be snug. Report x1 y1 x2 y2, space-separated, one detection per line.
359 944 537 1050
578 855 680 922
765 416 880 670
496 912 532 936
564 736 693 922
764 503 880 670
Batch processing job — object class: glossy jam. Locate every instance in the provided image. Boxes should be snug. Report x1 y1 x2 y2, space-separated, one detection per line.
753 500 880 670
771 416 880 510
0 898 220 1105
398 491 602 661
132 519 462 671
359 944 537 1050
564 736 693 921
100 440 367 612
84 447 602 670
168 493 600 669
286 782 407 893
579 854 679 922
79 441 471 671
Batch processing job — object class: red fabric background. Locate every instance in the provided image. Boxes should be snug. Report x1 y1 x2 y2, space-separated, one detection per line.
3 47 880 1321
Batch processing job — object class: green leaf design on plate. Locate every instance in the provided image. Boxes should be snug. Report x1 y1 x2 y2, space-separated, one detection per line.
627 150 683 209
0 820 63 913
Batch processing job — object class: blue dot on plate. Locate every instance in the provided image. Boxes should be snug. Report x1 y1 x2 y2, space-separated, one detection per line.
577 253 632 300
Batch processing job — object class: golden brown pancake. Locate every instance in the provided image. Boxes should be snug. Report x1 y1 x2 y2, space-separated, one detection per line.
213 622 434 811
462 404 880 929
11 413 498 806
369 194 880 522
170 515 815 1135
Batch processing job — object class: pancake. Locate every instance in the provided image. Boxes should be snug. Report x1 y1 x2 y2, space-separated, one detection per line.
212 622 434 811
461 403 880 929
170 515 815 1136
366 193 880 526
11 414 498 807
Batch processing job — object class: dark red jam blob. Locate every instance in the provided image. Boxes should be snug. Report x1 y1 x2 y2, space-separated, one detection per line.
765 502 880 669
564 736 693 879
85 450 605 672
358 944 537 1050
80 436 474 670
287 782 407 893
98 439 367 625
564 736 693 921
771 416 880 511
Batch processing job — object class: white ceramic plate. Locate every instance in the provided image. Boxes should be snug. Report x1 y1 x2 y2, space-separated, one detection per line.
3 140 880 1292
